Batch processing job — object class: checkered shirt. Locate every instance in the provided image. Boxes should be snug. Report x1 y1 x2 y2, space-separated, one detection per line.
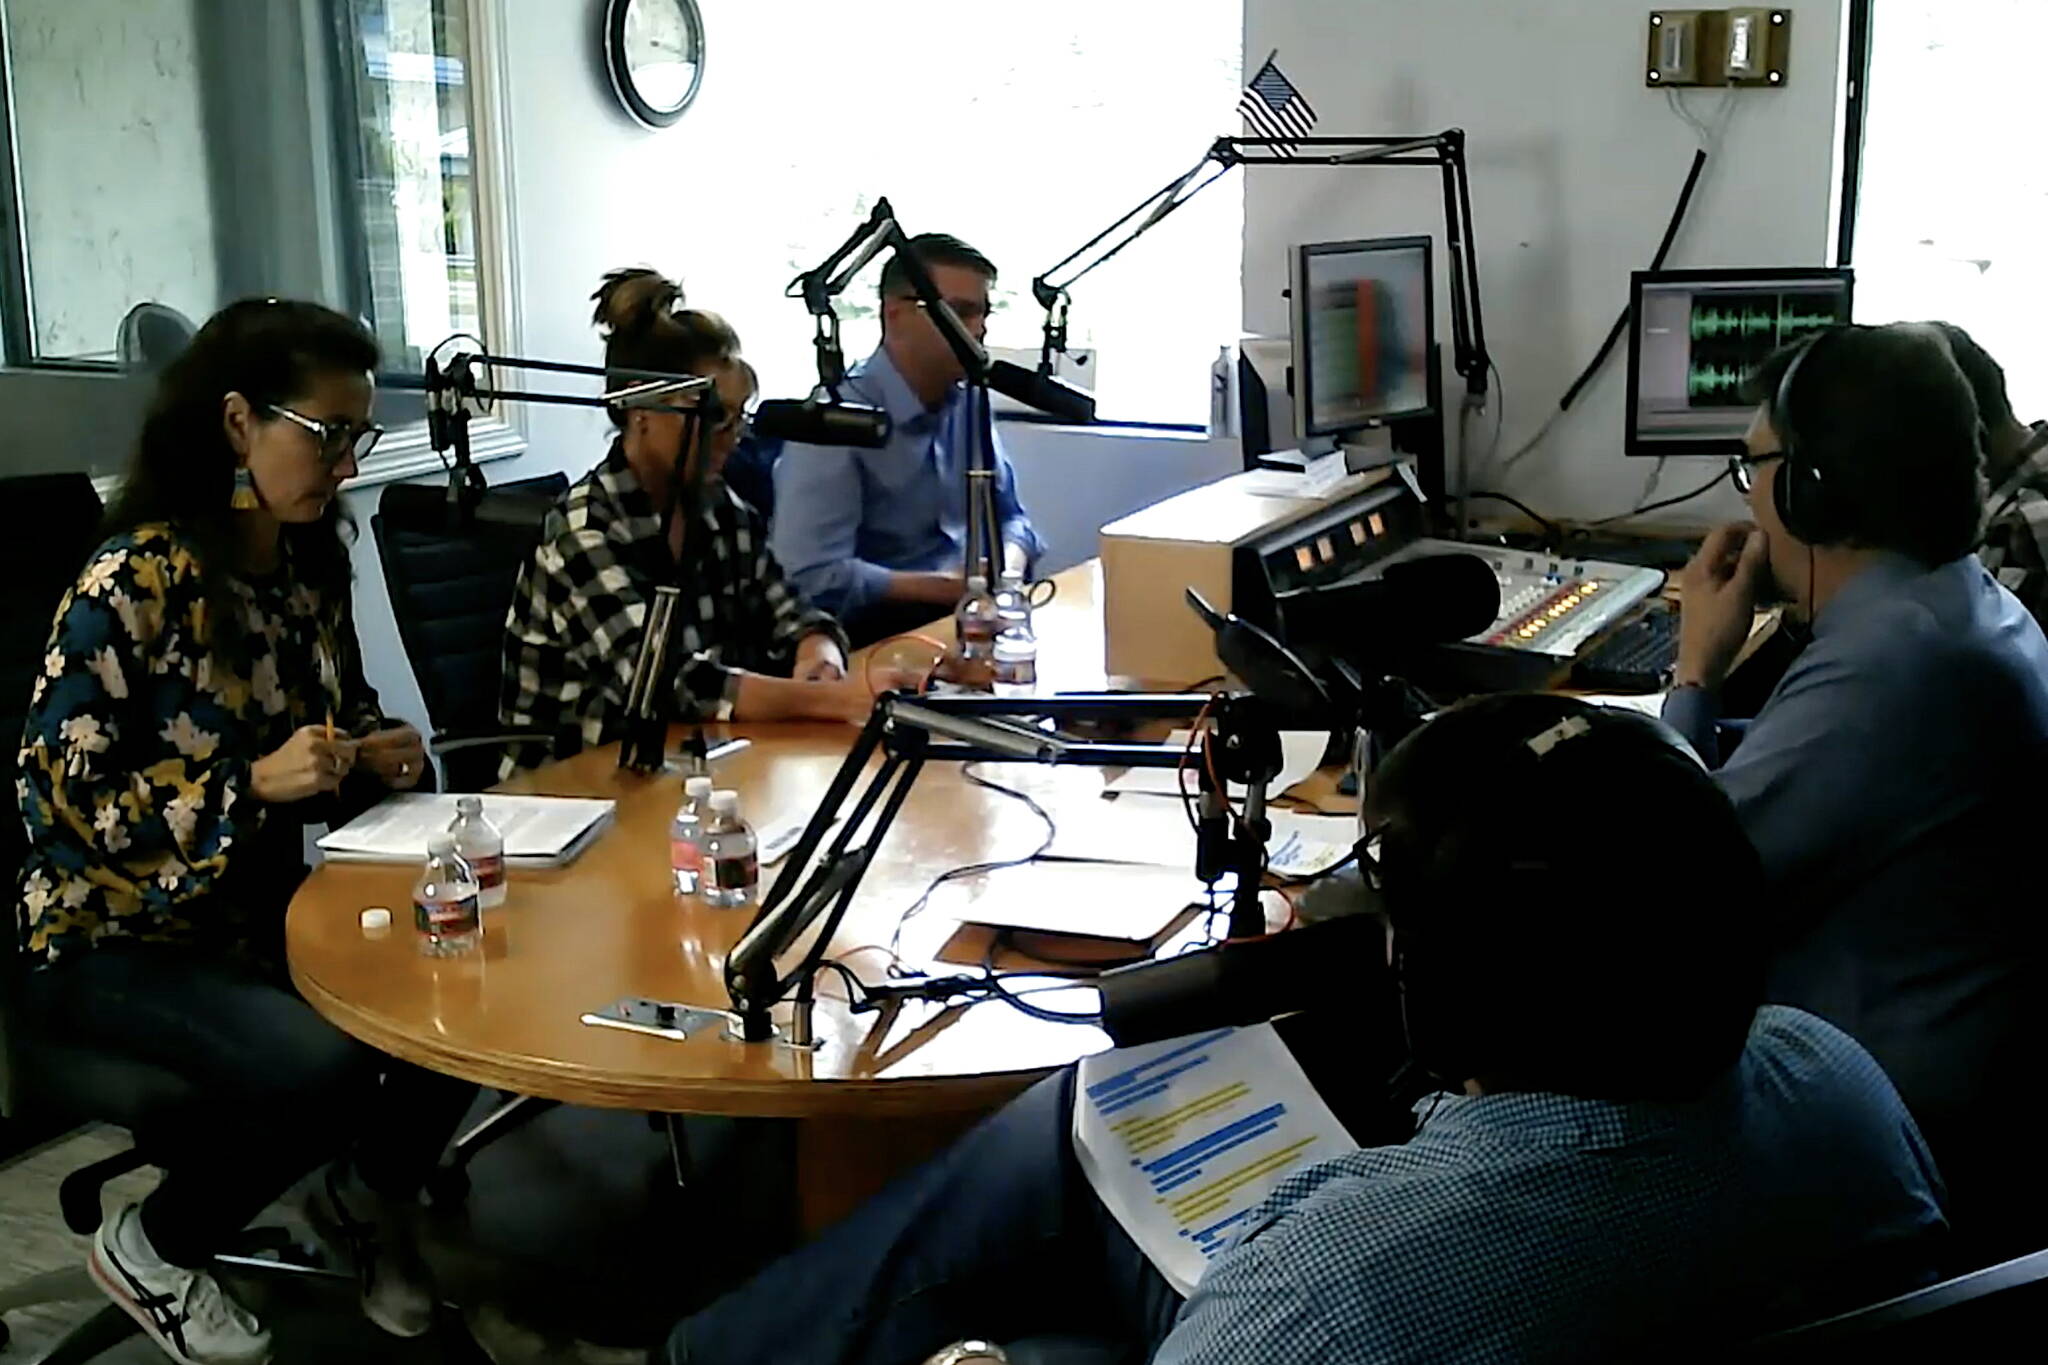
1979 422 2048 633
1154 1007 1947 1365
499 444 844 772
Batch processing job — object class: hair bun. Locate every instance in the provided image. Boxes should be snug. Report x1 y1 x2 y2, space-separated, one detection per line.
591 268 682 337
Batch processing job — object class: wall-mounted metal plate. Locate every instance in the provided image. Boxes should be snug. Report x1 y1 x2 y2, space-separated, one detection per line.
1648 8 1792 88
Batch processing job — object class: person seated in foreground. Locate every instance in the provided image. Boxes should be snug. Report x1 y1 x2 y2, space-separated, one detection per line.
771 233 1046 647
663 695 1948 1365
500 270 890 773
1666 322 2048 1256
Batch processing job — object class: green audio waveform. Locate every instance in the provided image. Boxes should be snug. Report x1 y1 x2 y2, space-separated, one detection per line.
1777 305 1839 336
1689 306 1777 341
1687 364 1749 400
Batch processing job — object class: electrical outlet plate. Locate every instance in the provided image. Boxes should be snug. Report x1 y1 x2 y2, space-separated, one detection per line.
1647 8 1792 88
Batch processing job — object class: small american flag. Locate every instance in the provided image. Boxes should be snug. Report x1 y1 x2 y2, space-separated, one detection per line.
1238 51 1318 155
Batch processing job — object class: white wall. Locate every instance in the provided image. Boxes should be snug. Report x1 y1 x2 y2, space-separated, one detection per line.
1245 0 1847 526
7 0 218 360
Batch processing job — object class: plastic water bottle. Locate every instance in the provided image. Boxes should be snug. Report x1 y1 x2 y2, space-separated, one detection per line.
700 790 758 908
414 835 481 957
955 575 1000 668
670 775 715 896
447 796 507 910
991 571 1037 694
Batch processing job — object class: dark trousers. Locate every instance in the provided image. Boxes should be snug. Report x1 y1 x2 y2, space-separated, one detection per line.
664 1070 1182 1365
22 940 476 1269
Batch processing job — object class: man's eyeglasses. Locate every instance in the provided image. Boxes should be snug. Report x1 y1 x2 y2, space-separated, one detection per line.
900 295 993 326
1728 450 1782 495
267 405 383 467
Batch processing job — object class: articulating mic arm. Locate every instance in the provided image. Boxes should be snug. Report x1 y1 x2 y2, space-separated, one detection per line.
1031 132 1491 406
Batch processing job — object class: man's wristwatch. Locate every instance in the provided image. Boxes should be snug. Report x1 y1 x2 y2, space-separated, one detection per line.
922 1343 1011 1365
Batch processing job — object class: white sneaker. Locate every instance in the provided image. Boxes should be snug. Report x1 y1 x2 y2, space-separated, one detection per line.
87 1202 272 1365
304 1166 438 1338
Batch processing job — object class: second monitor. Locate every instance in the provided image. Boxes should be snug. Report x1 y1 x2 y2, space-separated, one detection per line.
1290 235 1436 448
1627 265 1854 456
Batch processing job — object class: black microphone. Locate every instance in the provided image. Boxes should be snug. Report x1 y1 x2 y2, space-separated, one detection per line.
1096 913 1383 1047
1276 554 1502 656
752 398 891 449
987 359 1097 425
1185 588 1335 720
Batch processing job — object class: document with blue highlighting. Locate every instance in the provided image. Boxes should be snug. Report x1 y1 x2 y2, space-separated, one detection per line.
1072 1024 1358 1296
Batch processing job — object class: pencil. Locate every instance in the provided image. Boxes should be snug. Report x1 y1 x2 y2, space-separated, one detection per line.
326 710 335 747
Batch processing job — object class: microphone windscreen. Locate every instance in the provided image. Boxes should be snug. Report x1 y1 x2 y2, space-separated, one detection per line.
987 360 1098 425
753 399 892 449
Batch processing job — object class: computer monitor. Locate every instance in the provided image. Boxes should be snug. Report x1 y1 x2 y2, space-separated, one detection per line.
1290 235 1436 445
1626 266 1854 456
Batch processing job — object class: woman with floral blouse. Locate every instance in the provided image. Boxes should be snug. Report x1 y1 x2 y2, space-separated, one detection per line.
14 299 473 1365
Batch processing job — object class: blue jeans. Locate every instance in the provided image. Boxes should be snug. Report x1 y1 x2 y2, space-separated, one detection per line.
22 939 476 1268
664 1069 1183 1365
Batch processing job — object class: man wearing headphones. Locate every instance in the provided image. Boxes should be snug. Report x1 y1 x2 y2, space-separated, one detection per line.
1666 322 2048 1257
662 697 1945 1365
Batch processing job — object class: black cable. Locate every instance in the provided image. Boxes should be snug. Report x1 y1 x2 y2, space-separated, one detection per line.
1462 491 1558 539
1584 466 1731 526
1556 149 1709 414
886 765 1059 964
979 934 1104 1024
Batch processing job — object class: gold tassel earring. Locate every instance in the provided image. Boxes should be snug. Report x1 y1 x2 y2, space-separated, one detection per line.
230 467 260 511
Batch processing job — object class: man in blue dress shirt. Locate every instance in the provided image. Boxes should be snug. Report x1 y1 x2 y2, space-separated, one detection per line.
772 234 1045 645
1665 321 2048 1258
664 697 1947 1365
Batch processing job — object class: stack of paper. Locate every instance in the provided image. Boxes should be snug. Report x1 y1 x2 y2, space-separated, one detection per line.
317 793 616 868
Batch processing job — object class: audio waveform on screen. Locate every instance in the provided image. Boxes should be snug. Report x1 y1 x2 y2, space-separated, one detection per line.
1684 289 1848 409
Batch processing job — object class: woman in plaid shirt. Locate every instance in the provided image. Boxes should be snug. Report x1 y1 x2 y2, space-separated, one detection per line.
500 270 897 770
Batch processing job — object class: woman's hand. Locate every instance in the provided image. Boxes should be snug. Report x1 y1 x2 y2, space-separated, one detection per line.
795 633 848 682
357 724 427 790
251 725 356 804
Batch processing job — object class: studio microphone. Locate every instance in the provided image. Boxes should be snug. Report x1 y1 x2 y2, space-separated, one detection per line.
1096 913 1384 1046
1276 554 1502 656
987 359 1098 425
752 398 892 449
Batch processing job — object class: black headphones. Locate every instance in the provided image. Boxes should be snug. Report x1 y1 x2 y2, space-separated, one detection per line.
1383 704 1708 1088
1770 329 1851 546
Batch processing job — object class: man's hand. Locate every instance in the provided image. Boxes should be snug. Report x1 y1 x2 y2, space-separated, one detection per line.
1675 523 1770 690
794 633 847 682
251 725 356 804
357 724 427 790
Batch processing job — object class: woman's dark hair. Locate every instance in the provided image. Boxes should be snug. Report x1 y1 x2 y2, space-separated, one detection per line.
104 297 378 660
1746 322 1985 565
590 269 742 430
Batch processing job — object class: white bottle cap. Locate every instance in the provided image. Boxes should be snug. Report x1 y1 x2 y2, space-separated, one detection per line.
427 834 456 855
966 574 989 592
710 790 740 816
456 795 482 814
685 775 714 799
359 906 392 932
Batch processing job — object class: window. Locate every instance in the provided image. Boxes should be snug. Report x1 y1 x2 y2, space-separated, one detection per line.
1846 1 2048 420
673 0 1243 426
0 0 509 454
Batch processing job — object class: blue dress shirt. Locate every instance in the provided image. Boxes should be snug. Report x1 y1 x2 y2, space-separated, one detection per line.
1663 554 2048 1199
1157 1007 1946 1365
770 347 1045 620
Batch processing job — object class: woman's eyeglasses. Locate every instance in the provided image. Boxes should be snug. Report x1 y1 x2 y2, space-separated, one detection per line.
1728 450 1782 495
267 405 384 467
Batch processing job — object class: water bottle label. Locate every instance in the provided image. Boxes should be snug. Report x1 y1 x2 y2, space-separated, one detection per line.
671 838 703 873
467 852 507 891
710 853 758 892
993 656 1037 686
415 892 480 935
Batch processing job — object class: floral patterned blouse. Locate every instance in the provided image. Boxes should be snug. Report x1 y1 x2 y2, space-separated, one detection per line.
16 522 385 965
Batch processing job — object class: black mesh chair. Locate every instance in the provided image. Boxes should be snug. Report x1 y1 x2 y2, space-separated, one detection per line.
371 474 575 1200
371 474 567 793
1739 1245 2048 1362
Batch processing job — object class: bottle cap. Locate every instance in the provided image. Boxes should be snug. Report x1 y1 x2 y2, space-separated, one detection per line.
427 834 456 855
710 790 740 815
685 775 714 799
359 906 392 932
455 795 482 814
966 574 988 592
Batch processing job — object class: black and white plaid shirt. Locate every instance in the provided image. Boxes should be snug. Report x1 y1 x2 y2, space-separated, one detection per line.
499 443 845 772
1979 421 2048 633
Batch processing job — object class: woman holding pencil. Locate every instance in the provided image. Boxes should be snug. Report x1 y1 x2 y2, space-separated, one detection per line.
14 299 472 1364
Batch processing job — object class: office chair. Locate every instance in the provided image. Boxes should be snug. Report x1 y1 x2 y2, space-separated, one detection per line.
1738 1245 2048 1362
372 474 578 1201
114 302 196 374
371 474 568 794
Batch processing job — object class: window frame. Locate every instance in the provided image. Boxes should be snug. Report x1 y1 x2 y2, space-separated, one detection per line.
0 0 525 486
1832 0 1876 267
